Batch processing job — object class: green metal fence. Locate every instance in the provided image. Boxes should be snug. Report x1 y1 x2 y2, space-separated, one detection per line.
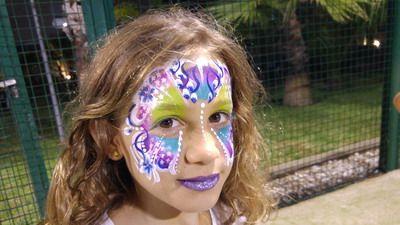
0 0 120 222
380 0 400 171
0 0 399 224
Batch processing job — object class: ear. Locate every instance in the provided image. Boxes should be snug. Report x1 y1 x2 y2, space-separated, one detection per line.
108 134 125 161
394 92 400 112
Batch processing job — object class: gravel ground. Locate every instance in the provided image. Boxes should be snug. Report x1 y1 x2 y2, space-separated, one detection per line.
269 149 380 206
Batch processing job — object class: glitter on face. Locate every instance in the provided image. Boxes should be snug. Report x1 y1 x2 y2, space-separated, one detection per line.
123 57 234 183
200 103 206 135
168 130 183 175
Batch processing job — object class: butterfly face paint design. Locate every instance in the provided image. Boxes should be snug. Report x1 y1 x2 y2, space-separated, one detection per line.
123 58 234 183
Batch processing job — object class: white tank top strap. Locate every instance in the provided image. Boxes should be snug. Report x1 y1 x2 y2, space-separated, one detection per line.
99 212 115 225
209 208 219 225
210 205 247 225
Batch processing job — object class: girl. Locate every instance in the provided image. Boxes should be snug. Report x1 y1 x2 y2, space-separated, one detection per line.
45 7 274 225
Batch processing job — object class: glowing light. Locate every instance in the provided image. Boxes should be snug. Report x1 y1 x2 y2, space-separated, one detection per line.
65 75 71 80
363 37 367 46
62 22 68 27
373 39 381 48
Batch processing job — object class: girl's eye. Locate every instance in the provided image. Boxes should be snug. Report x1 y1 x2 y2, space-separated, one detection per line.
150 117 183 137
209 112 230 124
158 118 180 129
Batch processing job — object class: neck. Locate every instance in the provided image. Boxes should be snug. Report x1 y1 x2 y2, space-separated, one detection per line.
109 185 212 225
111 204 210 225
135 207 209 225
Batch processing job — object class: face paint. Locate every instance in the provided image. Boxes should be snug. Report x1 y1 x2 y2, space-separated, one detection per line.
200 103 206 135
211 125 234 166
123 57 234 183
169 58 228 103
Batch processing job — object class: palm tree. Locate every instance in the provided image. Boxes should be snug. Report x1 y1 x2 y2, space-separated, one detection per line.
209 0 374 106
62 0 88 75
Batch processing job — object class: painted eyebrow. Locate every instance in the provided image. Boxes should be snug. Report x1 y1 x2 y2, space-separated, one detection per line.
152 102 186 112
151 102 186 122
212 99 233 111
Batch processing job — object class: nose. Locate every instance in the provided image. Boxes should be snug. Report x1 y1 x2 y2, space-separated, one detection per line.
184 131 220 165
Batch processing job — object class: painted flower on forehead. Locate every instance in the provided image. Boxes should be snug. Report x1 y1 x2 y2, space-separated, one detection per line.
138 85 155 102
148 69 169 88
123 57 234 183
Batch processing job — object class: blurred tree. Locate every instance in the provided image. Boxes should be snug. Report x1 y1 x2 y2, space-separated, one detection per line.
209 0 378 106
63 0 87 75
305 0 387 92
113 0 165 24
114 0 140 24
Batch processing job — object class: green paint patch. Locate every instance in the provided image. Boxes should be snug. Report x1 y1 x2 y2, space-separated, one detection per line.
212 85 233 113
151 87 186 125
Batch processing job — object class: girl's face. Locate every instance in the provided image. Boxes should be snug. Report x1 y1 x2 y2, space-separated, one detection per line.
119 54 234 212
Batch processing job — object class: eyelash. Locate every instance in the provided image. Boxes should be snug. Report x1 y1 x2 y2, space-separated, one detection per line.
152 116 183 130
209 112 231 124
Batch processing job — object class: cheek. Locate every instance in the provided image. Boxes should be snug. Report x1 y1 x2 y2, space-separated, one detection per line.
124 125 183 183
152 134 183 174
212 124 234 165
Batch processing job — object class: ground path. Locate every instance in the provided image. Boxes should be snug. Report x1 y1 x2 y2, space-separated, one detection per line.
264 169 400 225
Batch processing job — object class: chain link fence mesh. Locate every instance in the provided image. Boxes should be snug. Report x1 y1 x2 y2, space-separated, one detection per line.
0 0 396 223
1 0 82 223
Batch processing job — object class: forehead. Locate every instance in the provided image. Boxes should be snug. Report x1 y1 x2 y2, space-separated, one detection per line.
127 56 232 126
138 56 231 102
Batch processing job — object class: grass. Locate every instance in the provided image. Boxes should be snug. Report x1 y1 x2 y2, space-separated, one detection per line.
0 83 383 224
0 138 60 225
258 83 382 165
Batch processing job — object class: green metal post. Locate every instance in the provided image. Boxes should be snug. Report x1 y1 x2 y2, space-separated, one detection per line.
0 1 49 217
82 0 116 44
386 0 400 171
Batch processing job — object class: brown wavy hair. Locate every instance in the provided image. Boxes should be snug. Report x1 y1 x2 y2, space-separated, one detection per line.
45 7 274 225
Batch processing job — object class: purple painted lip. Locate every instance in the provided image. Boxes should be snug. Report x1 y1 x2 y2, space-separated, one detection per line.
178 174 220 191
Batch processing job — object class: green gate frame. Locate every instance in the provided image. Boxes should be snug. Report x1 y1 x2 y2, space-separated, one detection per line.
0 1 49 217
82 0 116 44
380 0 400 171
0 0 115 219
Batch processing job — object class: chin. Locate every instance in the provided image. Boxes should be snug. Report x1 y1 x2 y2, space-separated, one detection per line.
174 190 221 212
